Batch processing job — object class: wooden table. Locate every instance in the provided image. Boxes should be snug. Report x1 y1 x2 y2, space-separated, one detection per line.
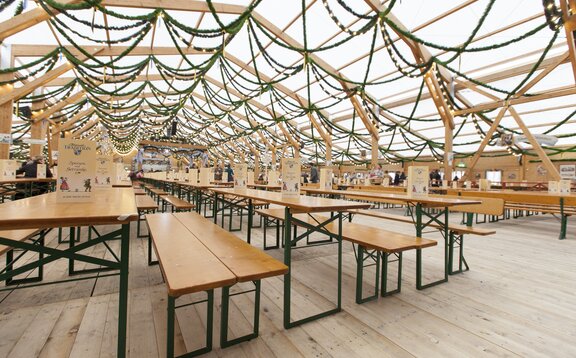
452 189 576 239
248 183 281 191
0 188 138 357
0 177 56 198
301 188 480 288
211 187 370 329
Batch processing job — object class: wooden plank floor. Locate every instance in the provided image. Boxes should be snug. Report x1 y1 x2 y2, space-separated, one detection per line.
1 209 576 357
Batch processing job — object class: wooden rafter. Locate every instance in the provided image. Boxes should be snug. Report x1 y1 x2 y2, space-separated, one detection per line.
139 140 205 150
0 47 103 106
32 90 86 123
561 0 576 83
0 0 82 41
454 85 576 116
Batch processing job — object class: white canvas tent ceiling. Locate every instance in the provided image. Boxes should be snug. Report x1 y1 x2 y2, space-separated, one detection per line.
0 0 574 164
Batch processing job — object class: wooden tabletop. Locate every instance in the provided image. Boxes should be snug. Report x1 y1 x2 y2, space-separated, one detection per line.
301 188 481 207
248 184 281 190
146 213 236 296
133 188 146 195
211 188 371 213
0 177 57 184
173 212 288 282
135 195 159 210
455 189 576 206
0 188 139 230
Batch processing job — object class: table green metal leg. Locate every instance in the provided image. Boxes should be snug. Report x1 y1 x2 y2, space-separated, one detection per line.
416 204 449 290
559 197 567 240
213 192 219 224
117 222 130 358
247 199 253 244
283 208 342 329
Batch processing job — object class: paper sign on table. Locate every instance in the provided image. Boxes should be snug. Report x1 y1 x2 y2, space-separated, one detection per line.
234 163 248 188
36 164 47 179
548 181 558 193
95 155 113 188
407 166 428 197
57 139 97 202
0 159 17 180
281 158 300 196
188 169 198 184
479 179 491 191
559 179 571 193
319 168 333 191
268 170 279 185
199 168 211 186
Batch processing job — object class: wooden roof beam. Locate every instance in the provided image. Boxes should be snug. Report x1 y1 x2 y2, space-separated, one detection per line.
0 47 103 106
561 0 576 83
0 0 82 41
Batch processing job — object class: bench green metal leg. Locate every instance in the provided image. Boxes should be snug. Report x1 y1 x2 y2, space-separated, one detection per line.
355 245 380 304
221 281 261 348
416 205 449 290
381 252 402 297
167 289 214 357
148 233 158 266
5 231 46 285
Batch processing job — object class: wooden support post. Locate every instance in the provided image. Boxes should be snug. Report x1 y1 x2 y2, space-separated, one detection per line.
46 125 53 167
508 106 561 180
444 121 454 181
29 94 45 157
461 107 508 181
371 136 379 167
0 45 13 159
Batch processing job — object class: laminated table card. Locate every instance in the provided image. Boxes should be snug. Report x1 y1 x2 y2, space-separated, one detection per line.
281 158 301 196
95 154 113 188
57 139 97 202
0 159 18 180
407 166 429 197
234 163 248 188
188 169 198 184
319 168 333 191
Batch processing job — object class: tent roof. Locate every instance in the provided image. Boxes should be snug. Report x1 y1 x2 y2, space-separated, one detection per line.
0 0 574 163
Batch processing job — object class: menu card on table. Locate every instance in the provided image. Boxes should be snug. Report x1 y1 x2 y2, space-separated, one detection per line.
57 139 96 202
234 163 248 188
281 158 301 196
559 179 571 194
407 166 429 197
319 168 333 191
268 170 279 185
0 159 17 180
95 154 113 188
199 168 211 186
36 164 47 179
188 169 198 184
548 181 558 193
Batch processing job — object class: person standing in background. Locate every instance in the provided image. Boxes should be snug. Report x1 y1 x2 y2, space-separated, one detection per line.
310 163 319 183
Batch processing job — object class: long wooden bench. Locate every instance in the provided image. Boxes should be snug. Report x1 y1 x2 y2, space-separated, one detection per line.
160 195 195 213
348 195 503 275
255 208 436 303
217 195 269 232
135 195 158 238
149 188 169 204
133 188 146 195
146 212 287 357
0 229 45 285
